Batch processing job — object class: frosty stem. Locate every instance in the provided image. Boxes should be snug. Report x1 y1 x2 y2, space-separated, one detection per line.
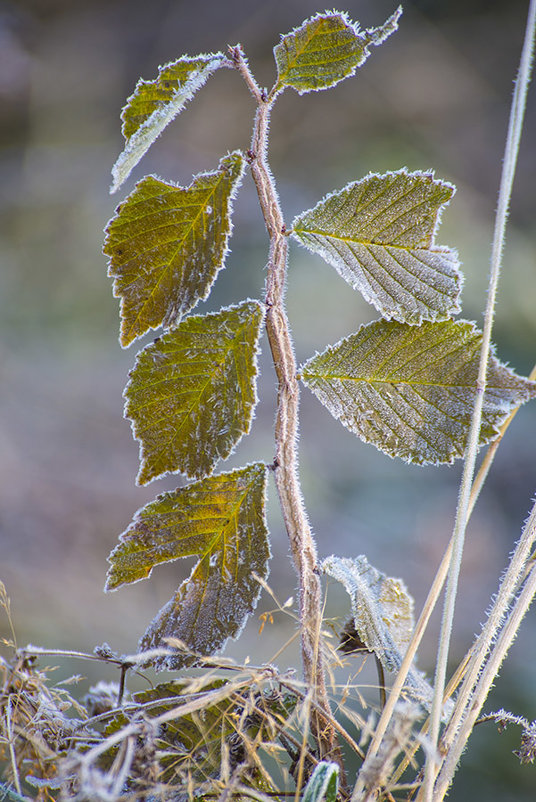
233 47 338 763
421 4 536 798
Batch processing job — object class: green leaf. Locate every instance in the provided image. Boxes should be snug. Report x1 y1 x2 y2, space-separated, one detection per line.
128 678 295 787
106 464 270 671
292 169 462 324
105 678 237 784
104 151 245 348
272 7 401 96
302 761 339 802
135 679 235 781
111 53 227 192
301 319 536 465
125 301 264 484
323 555 443 716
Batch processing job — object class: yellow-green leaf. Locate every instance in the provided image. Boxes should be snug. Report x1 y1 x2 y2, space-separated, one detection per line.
301 319 536 465
125 301 264 484
131 678 237 783
111 53 227 192
292 170 462 324
272 7 401 96
106 464 270 671
104 151 245 348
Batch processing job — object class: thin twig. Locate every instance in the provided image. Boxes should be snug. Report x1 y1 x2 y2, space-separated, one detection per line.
375 655 386 711
0 783 30 802
278 679 366 761
352 543 452 801
358 371 536 795
294 690 313 802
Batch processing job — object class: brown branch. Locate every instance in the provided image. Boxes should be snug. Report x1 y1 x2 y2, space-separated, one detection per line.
233 46 342 771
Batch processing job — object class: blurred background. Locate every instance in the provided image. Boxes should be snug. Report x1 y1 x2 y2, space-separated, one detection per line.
1 0 535 797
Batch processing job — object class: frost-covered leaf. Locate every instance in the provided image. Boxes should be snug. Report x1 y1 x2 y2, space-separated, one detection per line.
323 555 445 716
111 53 227 192
302 761 339 802
273 7 401 96
324 555 413 672
135 679 235 781
105 151 245 348
129 677 293 786
125 301 263 484
292 170 462 324
106 464 269 671
301 319 536 465
106 678 236 783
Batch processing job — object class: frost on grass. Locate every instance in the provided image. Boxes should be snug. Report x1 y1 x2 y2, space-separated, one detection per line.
105 464 271 671
273 7 402 96
301 319 536 465
357 701 423 794
105 151 245 348
292 170 462 325
124 301 264 484
111 53 227 192
323 555 447 717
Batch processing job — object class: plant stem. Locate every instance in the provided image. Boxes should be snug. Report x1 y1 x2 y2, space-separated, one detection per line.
232 46 339 764
421 3 536 797
434 513 536 797
436 500 536 795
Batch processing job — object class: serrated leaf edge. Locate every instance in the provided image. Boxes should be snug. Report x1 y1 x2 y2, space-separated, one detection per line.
291 168 462 324
111 53 226 193
123 299 265 485
322 554 452 718
136 463 271 671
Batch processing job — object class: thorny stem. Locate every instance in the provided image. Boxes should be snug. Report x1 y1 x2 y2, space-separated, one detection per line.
232 46 340 768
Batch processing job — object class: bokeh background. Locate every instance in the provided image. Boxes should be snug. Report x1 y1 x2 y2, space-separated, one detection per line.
1 0 535 797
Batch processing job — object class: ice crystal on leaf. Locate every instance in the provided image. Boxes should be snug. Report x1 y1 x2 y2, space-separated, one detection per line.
323 555 448 716
301 319 536 465
292 169 462 324
302 761 339 802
